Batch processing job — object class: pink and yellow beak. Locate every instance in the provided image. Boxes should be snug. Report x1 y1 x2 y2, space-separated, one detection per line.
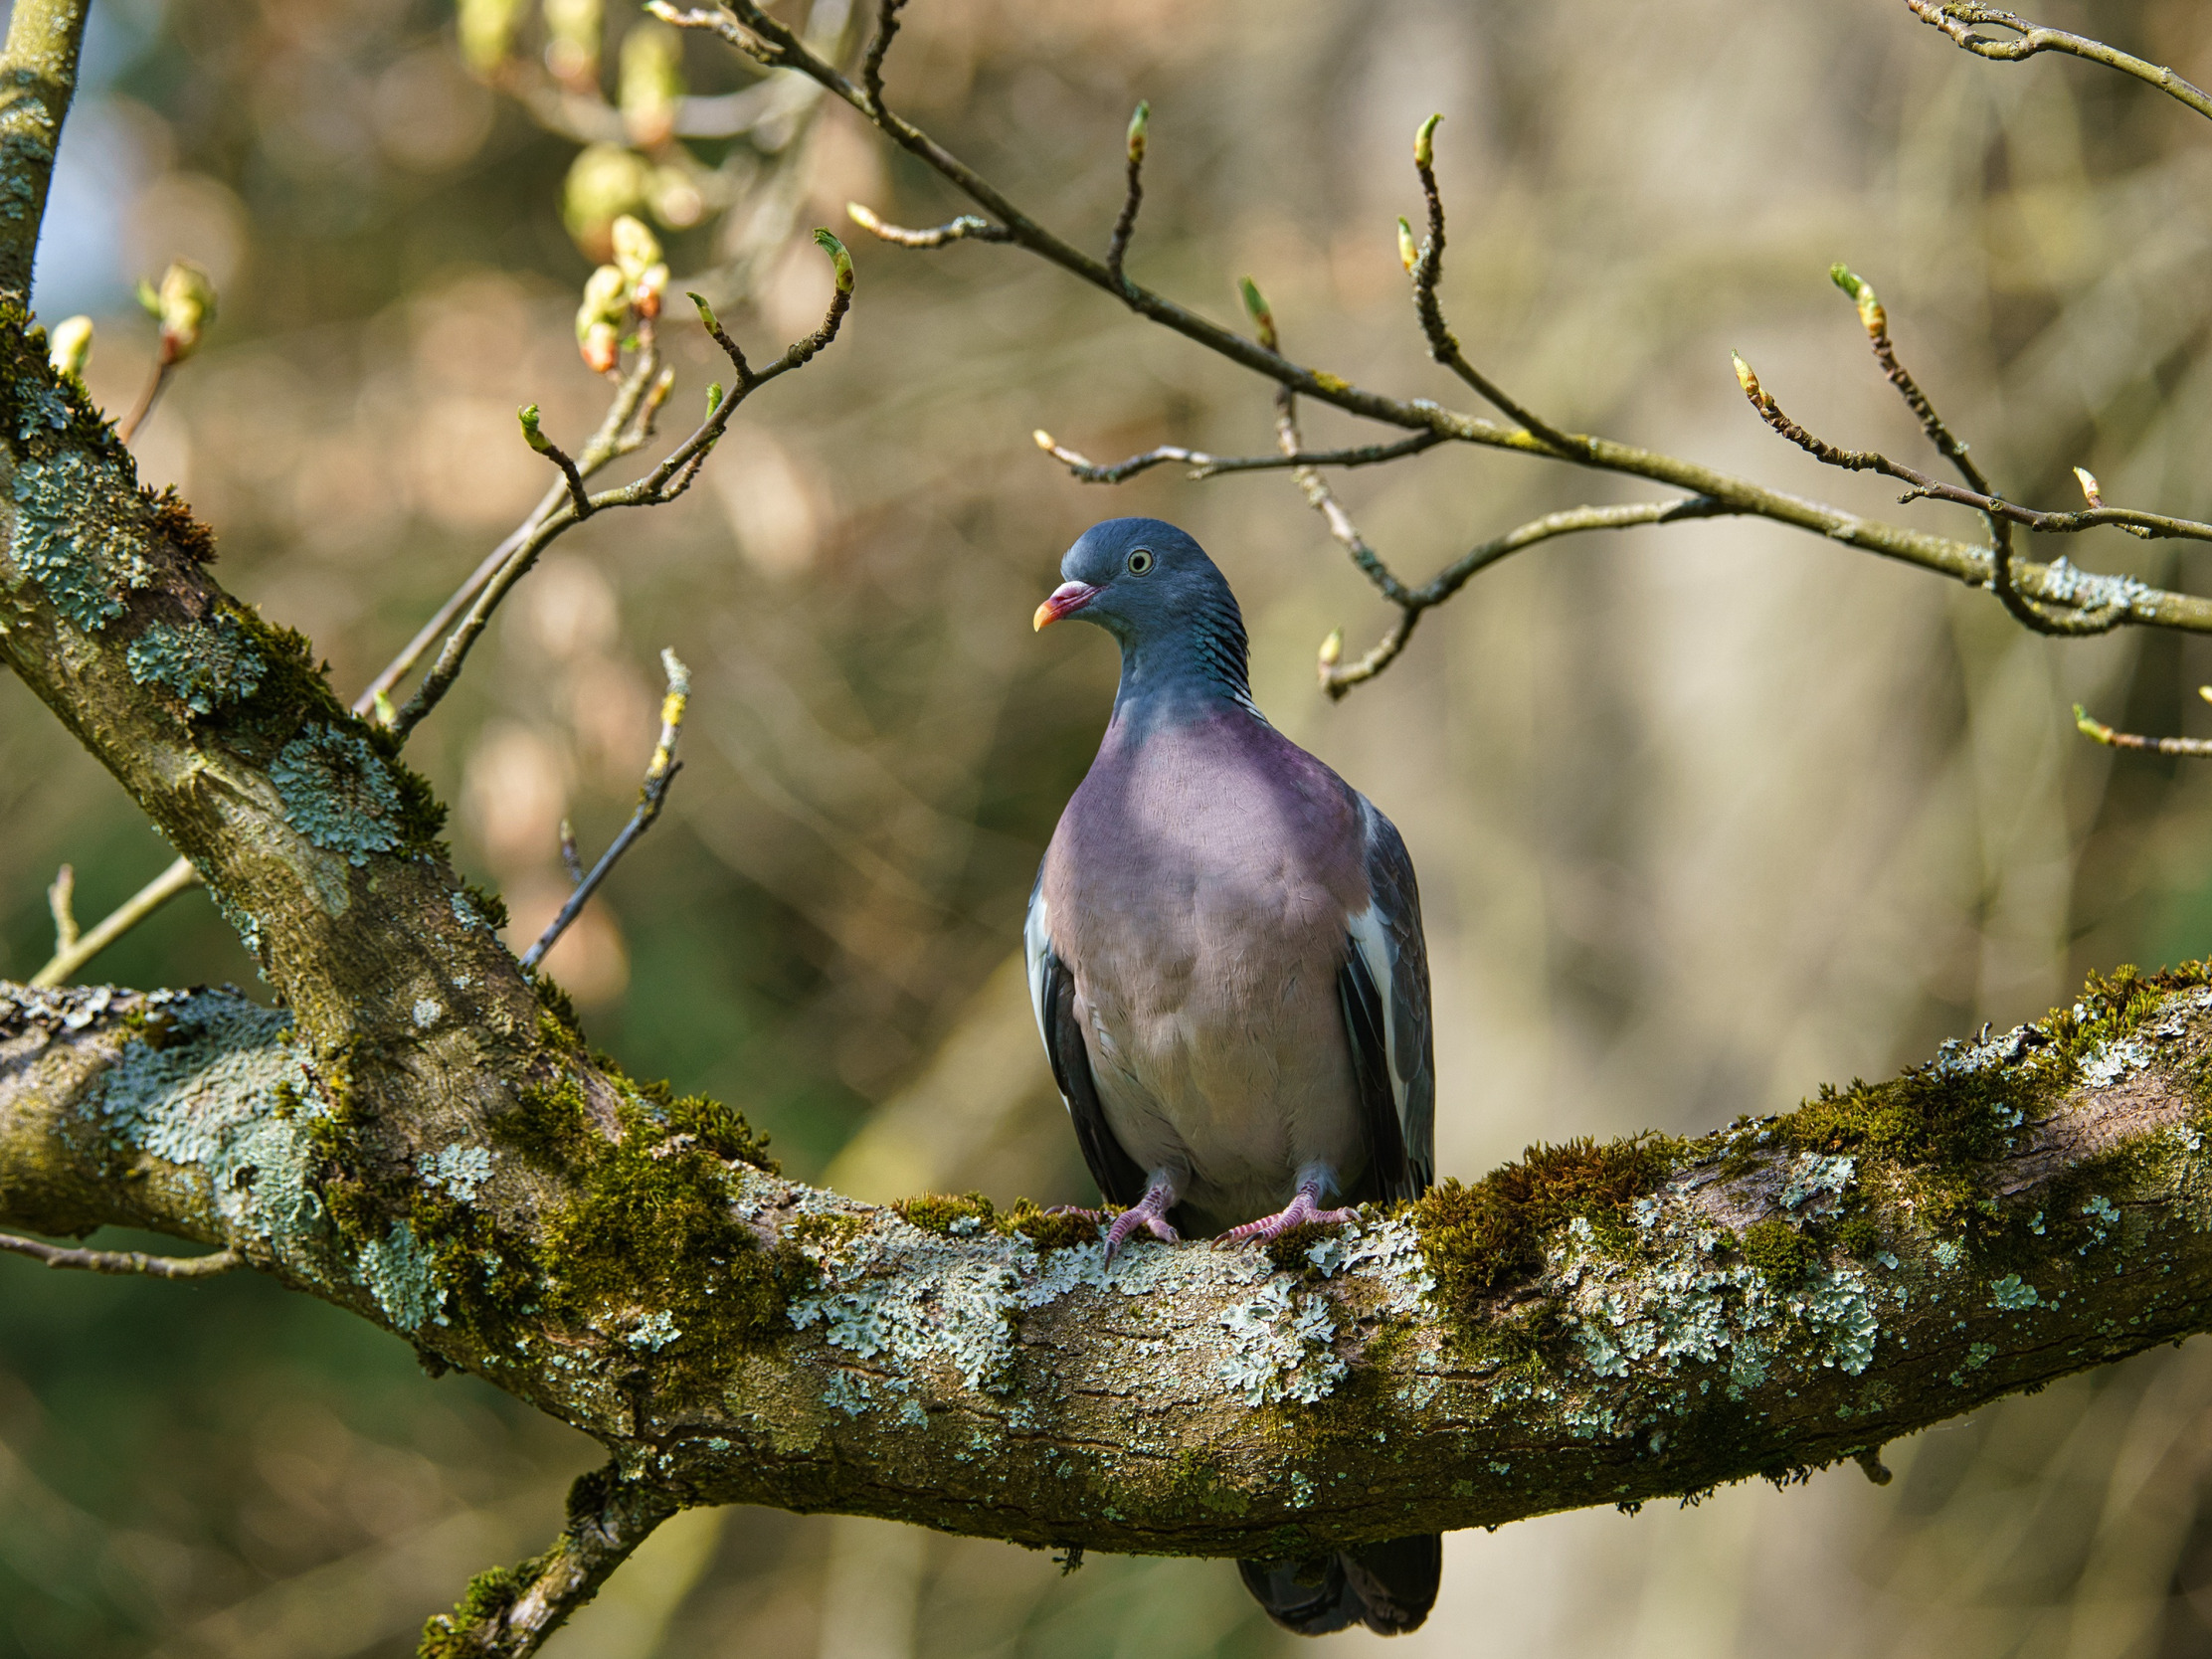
1032 580 1099 631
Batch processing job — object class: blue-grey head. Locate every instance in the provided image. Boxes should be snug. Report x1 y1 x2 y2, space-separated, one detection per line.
1033 517 1254 713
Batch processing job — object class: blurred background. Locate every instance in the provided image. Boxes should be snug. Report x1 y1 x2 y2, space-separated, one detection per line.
7 0 2212 1653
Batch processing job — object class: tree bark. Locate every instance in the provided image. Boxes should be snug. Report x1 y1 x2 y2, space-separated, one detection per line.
7 971 2212 1557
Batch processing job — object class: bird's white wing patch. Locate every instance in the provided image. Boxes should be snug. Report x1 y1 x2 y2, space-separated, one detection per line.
1345 901 1409 1132
1023 883 1054 1050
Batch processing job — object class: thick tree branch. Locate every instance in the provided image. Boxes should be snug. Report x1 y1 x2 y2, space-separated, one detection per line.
9 967 2212 1565
0 0 87 297
1904 2 2212 121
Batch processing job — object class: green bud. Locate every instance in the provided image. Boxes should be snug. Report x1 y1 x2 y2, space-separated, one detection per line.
543 0 603 88
134 277 160 317
458 0 526 77
518 404 551 452
611 214 663 286
48 315 92 378
1126 99 1150 165
619 19 685 147
561 142 651 255
1829 263 1884 336
814 227 854 293
155 261 217 365
706 382 725 418
1396 217 1418 275
1238 276 1276 351
1414 112 1441 170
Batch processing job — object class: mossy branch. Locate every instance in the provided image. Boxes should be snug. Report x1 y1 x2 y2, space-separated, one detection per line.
10 964 2212 1581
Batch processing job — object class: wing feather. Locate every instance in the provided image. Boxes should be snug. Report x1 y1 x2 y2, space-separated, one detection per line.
1025 873 1149 1206
1342 797 1434 1198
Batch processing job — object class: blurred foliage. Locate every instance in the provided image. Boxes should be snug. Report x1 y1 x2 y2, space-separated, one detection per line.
11 0 2212 1654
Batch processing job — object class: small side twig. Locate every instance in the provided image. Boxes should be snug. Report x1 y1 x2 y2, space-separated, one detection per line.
523 650 691 971
2074 702 2212 757
1106 100 1147 292
115 360 171 446
861 0 907 114
47 863 77 954
1902 1 2212 122
1031 427 1442 483
0 1232 243 1278
30 856 202 988
518 405 593 520
1401 114 1580 455
845 205 1011 248
420 1466 681 1659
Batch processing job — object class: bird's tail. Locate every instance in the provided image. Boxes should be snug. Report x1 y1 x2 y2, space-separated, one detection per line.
1236 1534 1441 1636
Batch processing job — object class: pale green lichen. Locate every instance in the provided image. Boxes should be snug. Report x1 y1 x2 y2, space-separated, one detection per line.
11 451 154 633
356 1219 446 1331
94 989 321 1249
16 380 69 441
125 615 266 715
1989 1274 2041 1310
417 1143 494 1203
270 723 405 865
1216 1277 1346 1406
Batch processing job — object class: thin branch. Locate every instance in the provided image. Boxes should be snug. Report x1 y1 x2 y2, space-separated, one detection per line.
860 0 907 115
46 864 76 955
393 234 851 741
1401 114 1578 452
420 1467 681 1659
1106 101 1147 292
0 1231 242 1277
2074 703 2212 757
518 405 593 520
29 856 201 989
1031 428 1442 482
1903 1 2212 122
115 360 170 445
522 651 691 971
845 205 1011 248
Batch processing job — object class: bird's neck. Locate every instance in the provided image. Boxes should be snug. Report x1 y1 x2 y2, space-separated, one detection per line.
1108 613 1263 733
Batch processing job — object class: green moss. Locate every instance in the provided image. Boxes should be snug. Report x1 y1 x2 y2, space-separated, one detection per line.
1830 1212 1882 1258
1263 1219 1340 1275
532 974 586 1044
1412 1135 1678 1314
1742 1217 1816 1284
890 1192 1101 1252
146 483 217 563
417 1555 546 1658
1166 1448 1251 1517
493 1068 801 1396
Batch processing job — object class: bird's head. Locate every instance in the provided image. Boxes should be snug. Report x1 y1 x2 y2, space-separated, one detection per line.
1032 517 1234 643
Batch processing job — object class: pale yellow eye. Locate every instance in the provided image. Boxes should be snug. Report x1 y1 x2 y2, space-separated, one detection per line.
1127 548 1155 575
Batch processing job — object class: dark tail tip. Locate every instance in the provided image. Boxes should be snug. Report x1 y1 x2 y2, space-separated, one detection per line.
1237 1534 1441 1637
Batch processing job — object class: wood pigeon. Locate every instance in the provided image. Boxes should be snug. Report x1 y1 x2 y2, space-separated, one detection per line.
1024 516 1441 1636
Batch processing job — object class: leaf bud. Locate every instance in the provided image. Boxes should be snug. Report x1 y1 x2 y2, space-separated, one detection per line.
814 227 854 293
562 142 652 259
611 214 663 286
154 261 217 366
619 20 685 148
1829 264 1885 337
48 315 92 377
706 381 723 417
1413 112 1441 171
458 0 526 77
518 404 552 453
1238 276 1277 352
1319 628 1344 668
2073 465 2104 508
1396 217 1417 275
543 0 603 91
1126 99 1149 165
687 290 722 335
1731 350 1762 403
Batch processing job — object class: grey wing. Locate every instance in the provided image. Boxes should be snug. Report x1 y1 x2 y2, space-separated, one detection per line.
1341 796 1435 1199
1025 871 1149 1206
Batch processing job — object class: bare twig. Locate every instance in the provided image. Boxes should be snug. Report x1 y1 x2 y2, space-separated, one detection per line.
420 1467 681 1659
861 0 907 114
2074 703 2212 757
1401 114 1578 452
46 864 76 955
393 233 851 741
845 205 1011 248
518 405 593 520
115 360 170 445
559 820 585 886
0 1231 242 1277
522 650 691 971
1031 428 1442 482
1106 100 1147 292
1903 2 2212 122
30 856 202 989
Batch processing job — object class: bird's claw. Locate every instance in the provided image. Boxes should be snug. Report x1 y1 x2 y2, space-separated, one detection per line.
1101 1190 1180 1267
1214 1190 1358 1249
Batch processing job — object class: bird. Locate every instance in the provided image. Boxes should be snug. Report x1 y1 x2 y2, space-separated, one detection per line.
1023 516 1441 1637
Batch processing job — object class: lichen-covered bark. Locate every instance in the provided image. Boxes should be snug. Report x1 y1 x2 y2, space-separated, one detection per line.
8 970 2212 1559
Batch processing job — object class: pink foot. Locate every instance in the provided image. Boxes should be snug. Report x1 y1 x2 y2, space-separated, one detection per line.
1214 1186 1357 1249
1102 1177 1182 1267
